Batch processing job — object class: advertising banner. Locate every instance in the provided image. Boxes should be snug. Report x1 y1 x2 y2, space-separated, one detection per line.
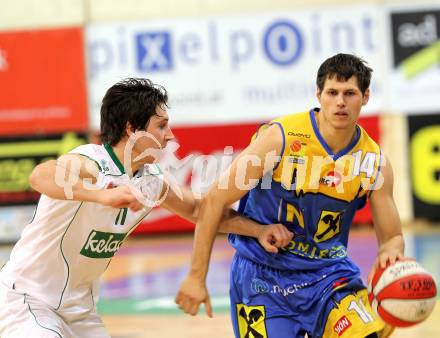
408 113 440 220
0 133 86 206
388 6 440 113
0 27 88 135
86 6 385 129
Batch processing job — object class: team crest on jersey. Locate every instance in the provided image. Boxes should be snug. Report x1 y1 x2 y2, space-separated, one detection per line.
313 210 343 243
80 230 126 258
236 304 267 338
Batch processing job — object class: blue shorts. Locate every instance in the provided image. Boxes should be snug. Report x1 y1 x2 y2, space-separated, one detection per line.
230 254 385 338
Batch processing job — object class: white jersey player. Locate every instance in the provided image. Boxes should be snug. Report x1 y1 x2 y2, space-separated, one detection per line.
0 78 293 338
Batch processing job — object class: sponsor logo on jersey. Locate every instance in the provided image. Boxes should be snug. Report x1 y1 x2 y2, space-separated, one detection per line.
236 304 267 338
281 238 347 259
80 230 126 258
100 159 110 173
288 156 306 164
290 140 302 152
251 278 270 294
287 132 311 138
319 171 342 187
251 275 328 297
289 140 307 154
272 274 327 297
314 210 343 243
287 139 307 165
334 315 352 336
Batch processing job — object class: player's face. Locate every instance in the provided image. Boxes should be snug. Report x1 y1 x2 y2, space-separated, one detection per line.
317 75 369 130
128 105 175 164
145 105 174 149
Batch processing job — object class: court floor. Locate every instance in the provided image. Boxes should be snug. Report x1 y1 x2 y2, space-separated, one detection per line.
98 229 440 338
0 228 438 337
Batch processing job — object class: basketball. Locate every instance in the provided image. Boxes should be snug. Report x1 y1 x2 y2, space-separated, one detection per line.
368 259 437 327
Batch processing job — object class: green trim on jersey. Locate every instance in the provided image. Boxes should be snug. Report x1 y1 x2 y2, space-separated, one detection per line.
104 143 125 174
56 202 83 310
28 196 41 224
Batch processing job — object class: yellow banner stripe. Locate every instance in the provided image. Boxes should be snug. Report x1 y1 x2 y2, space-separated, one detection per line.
0 133 85 157
402 40 440 79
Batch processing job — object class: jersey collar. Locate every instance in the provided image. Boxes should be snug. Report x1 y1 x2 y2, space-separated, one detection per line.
309 108 361 161
104 143 126 174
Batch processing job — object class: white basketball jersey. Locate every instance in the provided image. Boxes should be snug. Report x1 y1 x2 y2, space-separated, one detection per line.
0 143 163 311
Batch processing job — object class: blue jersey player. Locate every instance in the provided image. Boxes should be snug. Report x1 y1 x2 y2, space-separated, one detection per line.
176 54 404 338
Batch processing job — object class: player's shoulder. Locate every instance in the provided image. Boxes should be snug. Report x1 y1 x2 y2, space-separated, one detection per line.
265 110 313 142
69 143 103 156
251 109 310 144
68 143 107 172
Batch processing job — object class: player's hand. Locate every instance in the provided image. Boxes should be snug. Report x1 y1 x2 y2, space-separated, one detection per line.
368 246 404 284
96 184 144 212
257 224 293 253
175 275 213 317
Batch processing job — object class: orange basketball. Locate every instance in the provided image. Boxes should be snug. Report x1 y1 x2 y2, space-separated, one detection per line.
368 259 437 327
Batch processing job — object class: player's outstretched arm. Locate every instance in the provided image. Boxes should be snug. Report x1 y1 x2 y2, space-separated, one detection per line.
175 124 283 317
29 154 144 211
161 185 293 253
368 155 405 282
217 210 293 253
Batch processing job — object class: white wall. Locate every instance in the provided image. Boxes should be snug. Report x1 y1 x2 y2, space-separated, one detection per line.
87 0 416 22
0 0 84 30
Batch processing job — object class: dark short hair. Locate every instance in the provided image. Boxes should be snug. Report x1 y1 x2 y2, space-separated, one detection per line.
100 78 168 145
316 53 373 94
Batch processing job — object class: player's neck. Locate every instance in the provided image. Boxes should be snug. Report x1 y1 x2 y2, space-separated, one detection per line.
316 118 357 154
111 142 143 175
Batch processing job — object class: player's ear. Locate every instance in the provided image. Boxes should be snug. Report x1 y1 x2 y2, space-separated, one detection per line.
362 89 370 106
316 88 322 102
125 122 135 136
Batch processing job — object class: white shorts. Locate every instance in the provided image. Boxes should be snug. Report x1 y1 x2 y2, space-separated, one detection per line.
0 281 110 338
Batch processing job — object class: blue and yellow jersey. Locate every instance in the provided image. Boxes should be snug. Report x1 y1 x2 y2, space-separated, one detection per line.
230 109 382 271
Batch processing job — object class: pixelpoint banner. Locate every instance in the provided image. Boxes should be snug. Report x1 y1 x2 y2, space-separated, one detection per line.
86 6 385 129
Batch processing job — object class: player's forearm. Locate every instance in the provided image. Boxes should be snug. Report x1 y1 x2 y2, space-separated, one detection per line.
29 161 103 203
32 178 105 203
188 195 224 281
218 209 264 238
